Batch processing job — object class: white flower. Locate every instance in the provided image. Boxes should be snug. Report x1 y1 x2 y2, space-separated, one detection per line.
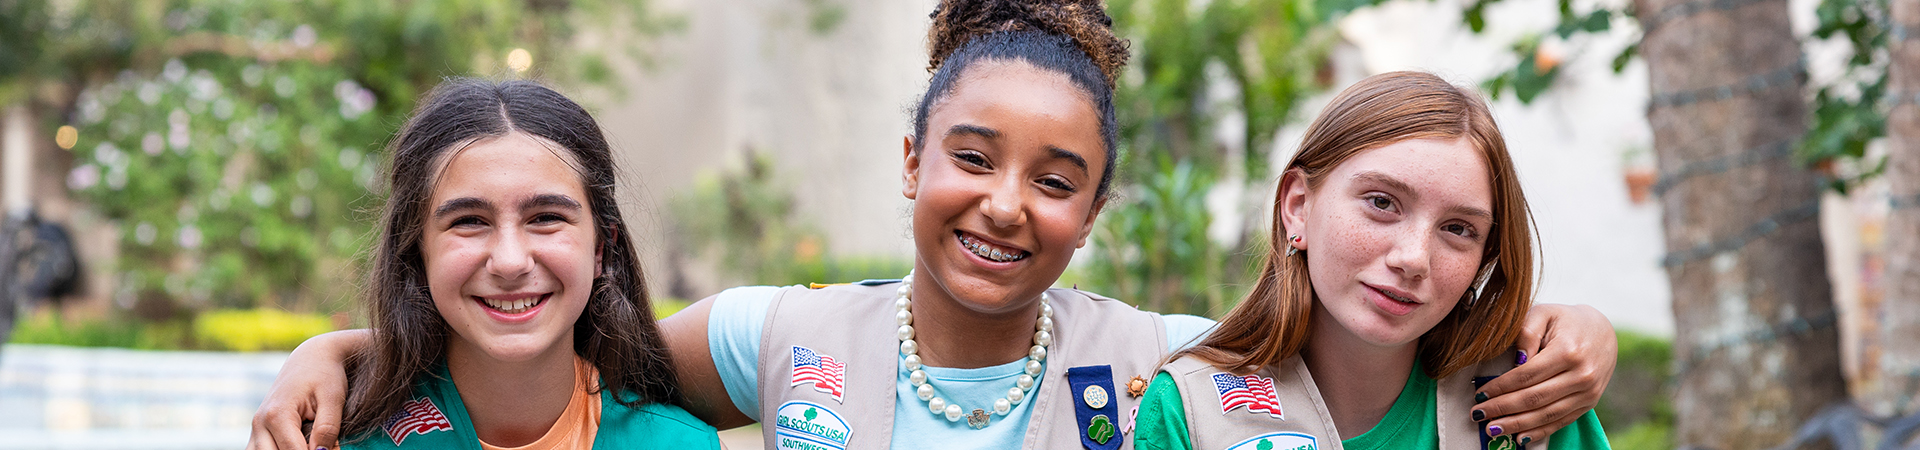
68 165 99 190
251 183 275 207
177 225 202 249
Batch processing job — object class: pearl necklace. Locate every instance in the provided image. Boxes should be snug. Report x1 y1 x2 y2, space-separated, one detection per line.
895 272 1054 430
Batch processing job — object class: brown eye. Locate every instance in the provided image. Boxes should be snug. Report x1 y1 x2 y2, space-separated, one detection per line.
1039 177 1076 193
1368 196 1394 211
954 152 989 168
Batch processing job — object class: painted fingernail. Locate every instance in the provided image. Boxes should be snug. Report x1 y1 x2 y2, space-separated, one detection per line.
1472 409 1486 421
1520 436 1533 446
1516 350 1529 365
1475 392 1489 403
1489 425 1504 436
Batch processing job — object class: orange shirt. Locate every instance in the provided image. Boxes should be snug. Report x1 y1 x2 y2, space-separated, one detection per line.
480 357 602 450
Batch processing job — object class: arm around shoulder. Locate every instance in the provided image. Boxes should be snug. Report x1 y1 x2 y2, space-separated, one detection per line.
659 294 756 429
249 329 374 450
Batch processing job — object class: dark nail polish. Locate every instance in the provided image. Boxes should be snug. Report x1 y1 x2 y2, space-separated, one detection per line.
1475 392 1489 403
1516 350 1529 365
1520 436 1533 446
1472 409 1485 422
1489 425 1504 436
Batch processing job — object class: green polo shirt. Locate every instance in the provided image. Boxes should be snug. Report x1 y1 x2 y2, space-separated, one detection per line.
1131 367 1610 450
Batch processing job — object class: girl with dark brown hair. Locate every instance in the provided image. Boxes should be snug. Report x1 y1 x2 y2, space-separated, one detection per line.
306 78 716 450
1133 72 1610 450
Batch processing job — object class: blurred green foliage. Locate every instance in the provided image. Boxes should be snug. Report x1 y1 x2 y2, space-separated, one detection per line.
1597 329 1675 449
0 0 672 319
1458 0 1895 192
10 307 333 351
1089 0 1384 315
671 150 911 289
9 309 192 349
652 297 691 320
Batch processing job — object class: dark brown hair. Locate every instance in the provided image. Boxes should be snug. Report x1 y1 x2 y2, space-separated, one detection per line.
914 0 1131 200
1176 71 1538 380
340 78 680 438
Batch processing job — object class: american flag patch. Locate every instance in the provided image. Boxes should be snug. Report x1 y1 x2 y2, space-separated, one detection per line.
791 346 847 403
383 397 454 446
1213 372 1283 419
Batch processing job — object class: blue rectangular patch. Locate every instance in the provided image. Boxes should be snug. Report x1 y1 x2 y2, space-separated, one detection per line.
1066 365 1123 450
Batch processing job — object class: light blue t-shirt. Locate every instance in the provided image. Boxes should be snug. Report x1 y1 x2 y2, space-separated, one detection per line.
708 286 1217 450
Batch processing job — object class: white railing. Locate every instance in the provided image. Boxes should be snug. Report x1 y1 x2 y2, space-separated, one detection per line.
0 344 286 449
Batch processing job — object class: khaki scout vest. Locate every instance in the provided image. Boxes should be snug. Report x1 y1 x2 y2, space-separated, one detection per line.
1161 352 1546 450
757 282 1169 449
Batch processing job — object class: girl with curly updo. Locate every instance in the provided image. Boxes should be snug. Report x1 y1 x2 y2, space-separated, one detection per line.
252 2 1620 449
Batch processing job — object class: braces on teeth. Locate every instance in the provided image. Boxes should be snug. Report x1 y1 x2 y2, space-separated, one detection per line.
960 234 1027 262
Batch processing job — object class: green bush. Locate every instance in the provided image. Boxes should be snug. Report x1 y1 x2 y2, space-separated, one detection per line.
652 297 690 320
670 151 912 290
1607 420 1673 450
10 309 193 350
192 308 335 352
1598 329 1675 448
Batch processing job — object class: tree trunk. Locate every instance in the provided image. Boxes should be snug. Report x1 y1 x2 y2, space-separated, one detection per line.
1878 0 1920 417
1634 0 1850 447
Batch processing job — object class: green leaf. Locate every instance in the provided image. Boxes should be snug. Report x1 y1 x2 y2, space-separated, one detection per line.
1611 42 1639 74
804 407 818 421
1464 0 1492 33
1580 10 1611 32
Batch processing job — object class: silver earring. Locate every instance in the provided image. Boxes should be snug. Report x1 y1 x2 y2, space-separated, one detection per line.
1285 234 1300 257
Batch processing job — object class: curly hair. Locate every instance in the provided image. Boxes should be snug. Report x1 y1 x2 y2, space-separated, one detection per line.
926 0 1129 84
913 0 1132 200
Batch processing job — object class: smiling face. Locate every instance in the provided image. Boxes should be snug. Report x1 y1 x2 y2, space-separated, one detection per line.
902 60 1107 316
421 132 599 364
1284 137 1493 350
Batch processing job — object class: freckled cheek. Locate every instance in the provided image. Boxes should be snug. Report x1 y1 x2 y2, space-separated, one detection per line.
1433 252 1484 298
1316 211 1393 265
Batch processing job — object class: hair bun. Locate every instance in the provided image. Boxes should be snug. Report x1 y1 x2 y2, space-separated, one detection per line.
926 0 1130 85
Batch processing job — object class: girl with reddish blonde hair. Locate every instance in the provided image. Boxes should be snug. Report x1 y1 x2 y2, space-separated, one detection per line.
1134 72 1610 450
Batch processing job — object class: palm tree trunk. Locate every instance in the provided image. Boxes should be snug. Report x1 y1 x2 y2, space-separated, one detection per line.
1878 0 1920 417
1634 0 1850 447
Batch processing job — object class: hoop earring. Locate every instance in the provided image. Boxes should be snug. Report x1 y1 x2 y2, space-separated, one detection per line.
1285 234 1301 257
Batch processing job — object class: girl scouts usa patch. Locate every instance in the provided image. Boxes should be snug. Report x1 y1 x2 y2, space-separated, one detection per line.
790 346 847 402
774 400 853 450
1224 432 1317 450
382 397 453 445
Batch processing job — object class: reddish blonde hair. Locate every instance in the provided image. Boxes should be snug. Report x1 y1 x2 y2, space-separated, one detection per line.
1179 71 1537 380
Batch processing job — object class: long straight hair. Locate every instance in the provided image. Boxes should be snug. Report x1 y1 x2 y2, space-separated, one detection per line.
340 78 680 439
1177 71 1538 380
